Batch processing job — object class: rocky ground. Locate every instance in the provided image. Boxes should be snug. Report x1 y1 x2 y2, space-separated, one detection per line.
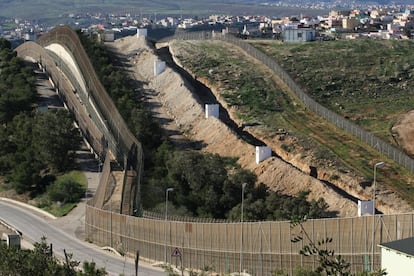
107 35 413 217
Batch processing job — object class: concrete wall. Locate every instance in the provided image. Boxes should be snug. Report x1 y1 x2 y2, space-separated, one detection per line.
256 146 272 164
154 60 166 76
1 233 20 249
137 28 148 38
283 29 315 42
205 104 219 118
358 200 374 216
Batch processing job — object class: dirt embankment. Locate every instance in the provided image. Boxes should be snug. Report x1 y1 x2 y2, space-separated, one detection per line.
392 110 414 155
109 35 412 217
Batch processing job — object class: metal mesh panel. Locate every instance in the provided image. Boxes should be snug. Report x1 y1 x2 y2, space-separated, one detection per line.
85 205 414 274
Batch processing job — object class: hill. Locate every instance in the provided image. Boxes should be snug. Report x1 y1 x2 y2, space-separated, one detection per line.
162 38 414 215
0 0 324 21
108 34 414 216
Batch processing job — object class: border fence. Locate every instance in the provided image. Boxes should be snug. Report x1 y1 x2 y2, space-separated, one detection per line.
19 26 144 215
86 206 414 274
16 27 414 274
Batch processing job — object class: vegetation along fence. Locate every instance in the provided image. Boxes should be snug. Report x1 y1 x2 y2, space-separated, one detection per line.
35 26 144 215
165 31 414 174
15 38 123 215
15 41 105 156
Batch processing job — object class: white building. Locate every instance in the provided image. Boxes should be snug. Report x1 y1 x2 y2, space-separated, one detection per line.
379 237 414 275
283 28 315 42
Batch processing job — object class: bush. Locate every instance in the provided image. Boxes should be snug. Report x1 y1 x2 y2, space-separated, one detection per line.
47 175 85 204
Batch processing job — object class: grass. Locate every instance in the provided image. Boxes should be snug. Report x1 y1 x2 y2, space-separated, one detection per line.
41 202 78 217
63 170 88 188
171 39 414 207
35 170 87 217
252 39 414 145
0 181 10 192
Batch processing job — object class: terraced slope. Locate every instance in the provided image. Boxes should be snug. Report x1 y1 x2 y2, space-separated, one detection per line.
168 39 414 214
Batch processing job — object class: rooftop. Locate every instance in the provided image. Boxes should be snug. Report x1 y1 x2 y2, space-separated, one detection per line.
380 237 414 256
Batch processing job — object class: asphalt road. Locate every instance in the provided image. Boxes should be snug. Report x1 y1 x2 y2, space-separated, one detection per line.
0 200 166 276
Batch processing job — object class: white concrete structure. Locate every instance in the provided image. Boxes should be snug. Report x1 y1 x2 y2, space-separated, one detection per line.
256 146 272 164
154 60 166 76
380 237 414 276
137 28 148 37
205 104 219 118
1 233 20 248
103 32 115 42
283 28 315 42
357 200 374 216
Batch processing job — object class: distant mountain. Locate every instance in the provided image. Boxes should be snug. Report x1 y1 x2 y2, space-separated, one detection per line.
0 0 324 21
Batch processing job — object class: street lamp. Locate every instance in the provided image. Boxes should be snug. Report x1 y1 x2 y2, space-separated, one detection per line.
164 187 174 263
371 161 385 272
372 161 385 215
110 182 115 248
240 183 247 275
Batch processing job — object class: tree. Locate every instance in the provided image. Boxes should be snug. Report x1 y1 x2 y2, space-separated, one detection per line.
0 236 77 275
130 106 162 152
0 37 11 50
291 217 351 276
8 113 42 193
80 261 107 276
0 236 107 275
33 109 82 172
0 45 36 124
166 151 240 218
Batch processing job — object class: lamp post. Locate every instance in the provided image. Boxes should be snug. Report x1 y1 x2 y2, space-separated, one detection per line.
110 182 115 248
371 161 384 272
164 187 174 263
240 183 247 275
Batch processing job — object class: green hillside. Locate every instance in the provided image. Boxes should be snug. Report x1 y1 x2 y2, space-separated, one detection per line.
252 39 414 146
171 39 414 207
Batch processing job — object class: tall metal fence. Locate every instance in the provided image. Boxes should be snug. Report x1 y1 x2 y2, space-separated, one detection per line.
34 26 144 214
15 41 105 156
86 204 414 274
164 31 414 173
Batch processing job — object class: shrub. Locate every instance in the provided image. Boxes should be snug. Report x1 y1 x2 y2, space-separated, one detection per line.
47 175 85 204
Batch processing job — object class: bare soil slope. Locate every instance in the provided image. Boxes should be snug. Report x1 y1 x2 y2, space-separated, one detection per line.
392 111 414 156
108 35 412 217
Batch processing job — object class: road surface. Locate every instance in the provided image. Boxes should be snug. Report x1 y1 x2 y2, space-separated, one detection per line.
0 200 166 276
